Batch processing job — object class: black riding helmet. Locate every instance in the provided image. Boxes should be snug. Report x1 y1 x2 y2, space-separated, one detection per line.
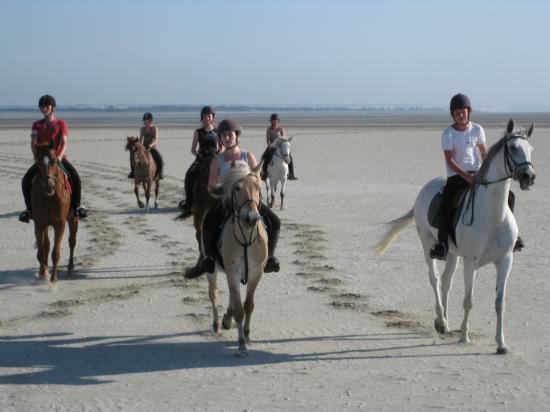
217 119 242 137
200 106 216 120
142 112 153 121
270 113 280 122
38 94 56 108
450 93 472 113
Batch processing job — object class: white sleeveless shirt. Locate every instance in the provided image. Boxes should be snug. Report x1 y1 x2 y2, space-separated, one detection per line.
218 150 249 179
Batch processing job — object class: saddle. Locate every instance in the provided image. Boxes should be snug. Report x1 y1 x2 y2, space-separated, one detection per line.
428 185 470 246
57 162 73 194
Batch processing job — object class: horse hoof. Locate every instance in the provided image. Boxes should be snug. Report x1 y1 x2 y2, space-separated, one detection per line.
234 349 249 358
496 346 509 355
222 315 232 330
213 321 220 334
434 320 447 334
138 202 145 209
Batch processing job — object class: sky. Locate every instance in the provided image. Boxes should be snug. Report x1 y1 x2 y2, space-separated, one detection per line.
1 0 549 110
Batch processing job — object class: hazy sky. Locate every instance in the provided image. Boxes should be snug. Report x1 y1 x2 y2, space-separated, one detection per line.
2 0 549 109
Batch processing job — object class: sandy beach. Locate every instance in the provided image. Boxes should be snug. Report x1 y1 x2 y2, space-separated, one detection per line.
1 112 549 411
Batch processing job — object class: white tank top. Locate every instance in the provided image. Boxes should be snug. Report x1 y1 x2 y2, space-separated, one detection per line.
218 150 249 179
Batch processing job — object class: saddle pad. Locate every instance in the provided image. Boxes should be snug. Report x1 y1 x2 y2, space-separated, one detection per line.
428 189 468 246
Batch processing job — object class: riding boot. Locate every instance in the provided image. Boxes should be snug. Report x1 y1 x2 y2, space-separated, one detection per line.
264 226 280 273
20 165 37 223
430 217 449 261
288 155 298 180
199 225 218 274
513 236 524 252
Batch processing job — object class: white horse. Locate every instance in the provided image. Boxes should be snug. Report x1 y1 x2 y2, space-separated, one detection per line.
375 119 535 354
265 136 292 210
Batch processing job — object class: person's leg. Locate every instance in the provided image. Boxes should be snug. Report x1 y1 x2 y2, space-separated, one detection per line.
288 153 298 180
150 148 164 179
259 202 280 272
19 164 38 222
508 190 524 251
261 147 274 180
128 156 134 178
61 159 87 218
200 201 225 273
180 159 200 213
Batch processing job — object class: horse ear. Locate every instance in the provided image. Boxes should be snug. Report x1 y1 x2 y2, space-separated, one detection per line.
288 135 293 142
127 136 132 141
252 160 263 177
506 118 515 135
526 123 535 139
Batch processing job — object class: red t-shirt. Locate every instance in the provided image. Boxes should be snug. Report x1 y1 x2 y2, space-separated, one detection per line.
32 118 68 157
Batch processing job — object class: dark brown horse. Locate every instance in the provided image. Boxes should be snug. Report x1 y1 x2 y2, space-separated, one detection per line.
125 137 159 210
32 143 78 282
179 154 217 278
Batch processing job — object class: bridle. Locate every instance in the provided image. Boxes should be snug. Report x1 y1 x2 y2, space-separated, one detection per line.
464 134 532 226
230 173 262 284
39 154 60 191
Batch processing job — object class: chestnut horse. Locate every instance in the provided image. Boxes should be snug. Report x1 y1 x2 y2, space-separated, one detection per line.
32 143 78 282
125 137 159 210
206 160 268 356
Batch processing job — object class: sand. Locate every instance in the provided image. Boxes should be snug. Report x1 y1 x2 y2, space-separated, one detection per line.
0 113 549 411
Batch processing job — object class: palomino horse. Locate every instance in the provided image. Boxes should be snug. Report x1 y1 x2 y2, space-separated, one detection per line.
375 119 535 354
206 160 268 356
179 154 217 278
125 137 159 211
32 143 78 282
265 136 292 210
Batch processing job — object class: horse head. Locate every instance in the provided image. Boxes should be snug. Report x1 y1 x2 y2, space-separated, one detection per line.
125 136 140 153
224 160 262 228
275 137 292 164
34 142 60 196
504 119 536 190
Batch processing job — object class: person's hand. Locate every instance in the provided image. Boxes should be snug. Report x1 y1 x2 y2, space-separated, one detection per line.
464 173 475 186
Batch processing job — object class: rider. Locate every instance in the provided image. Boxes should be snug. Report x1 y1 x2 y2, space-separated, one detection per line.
128 112 164 179
19 95 88 223
179 106 220 217
199 119 280 275
430 93 524 260
261 113 298 181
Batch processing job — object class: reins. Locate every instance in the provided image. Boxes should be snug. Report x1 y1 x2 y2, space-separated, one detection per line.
230 174 262 285
463 134 532 226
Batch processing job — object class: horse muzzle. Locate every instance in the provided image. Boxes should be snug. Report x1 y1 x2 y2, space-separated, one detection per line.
241 210 260 227
517 167 535 190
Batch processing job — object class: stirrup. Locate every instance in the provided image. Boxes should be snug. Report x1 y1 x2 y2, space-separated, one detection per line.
200 256 216 274
264 256 280 273
429 242 447 261
19 210 31 223
76 206 88 219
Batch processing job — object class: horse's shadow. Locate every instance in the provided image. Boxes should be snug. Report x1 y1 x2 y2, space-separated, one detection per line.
0 211 21 220
0 331 488 386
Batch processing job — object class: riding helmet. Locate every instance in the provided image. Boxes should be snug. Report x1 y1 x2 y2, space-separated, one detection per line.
200 105 216 120
38 94 56 108
449 93 472 113
218 119 242 137
142 112 153 121
270 113 280 122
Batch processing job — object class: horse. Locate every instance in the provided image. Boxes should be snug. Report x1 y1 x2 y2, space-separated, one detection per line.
31 142 78 282
375 119 535 354
125 137 159 211
205 160 268 356
265 136 292 210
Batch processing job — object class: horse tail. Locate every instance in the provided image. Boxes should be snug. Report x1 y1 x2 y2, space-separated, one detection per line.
374 208 415 255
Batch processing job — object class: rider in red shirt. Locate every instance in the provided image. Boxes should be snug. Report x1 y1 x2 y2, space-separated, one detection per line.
19 95 88 222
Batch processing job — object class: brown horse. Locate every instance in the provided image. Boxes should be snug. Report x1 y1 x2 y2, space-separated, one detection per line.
125 137 159 210
180 154 217 277
31 143 78 282
206 160 268 356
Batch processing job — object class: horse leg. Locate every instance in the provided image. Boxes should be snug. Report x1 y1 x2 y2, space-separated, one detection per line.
269 181 276 208
35 227 49 279
67 216 78 274
135 183 144 208
494 255 513 354
206 271 220 334
154 179 159 208
459 260 477 344
243 276 261 343
420 229 447 334
280 179 286 211
225 280 247 354
143 182 150 211
50 221 66 282
440 254 459 332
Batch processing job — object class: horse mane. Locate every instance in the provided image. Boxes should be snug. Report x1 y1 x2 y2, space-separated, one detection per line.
221 160 252 203
476 128 527 183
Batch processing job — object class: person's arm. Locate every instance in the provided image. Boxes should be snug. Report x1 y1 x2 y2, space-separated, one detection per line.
247 151 258 170
265 128 271 146
31 130 38 155
444 150 474 184
56 134 68 160
191 130 199 156
478 143 488 161
279 127 285 137
139 126 145 144
148 126 159 149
